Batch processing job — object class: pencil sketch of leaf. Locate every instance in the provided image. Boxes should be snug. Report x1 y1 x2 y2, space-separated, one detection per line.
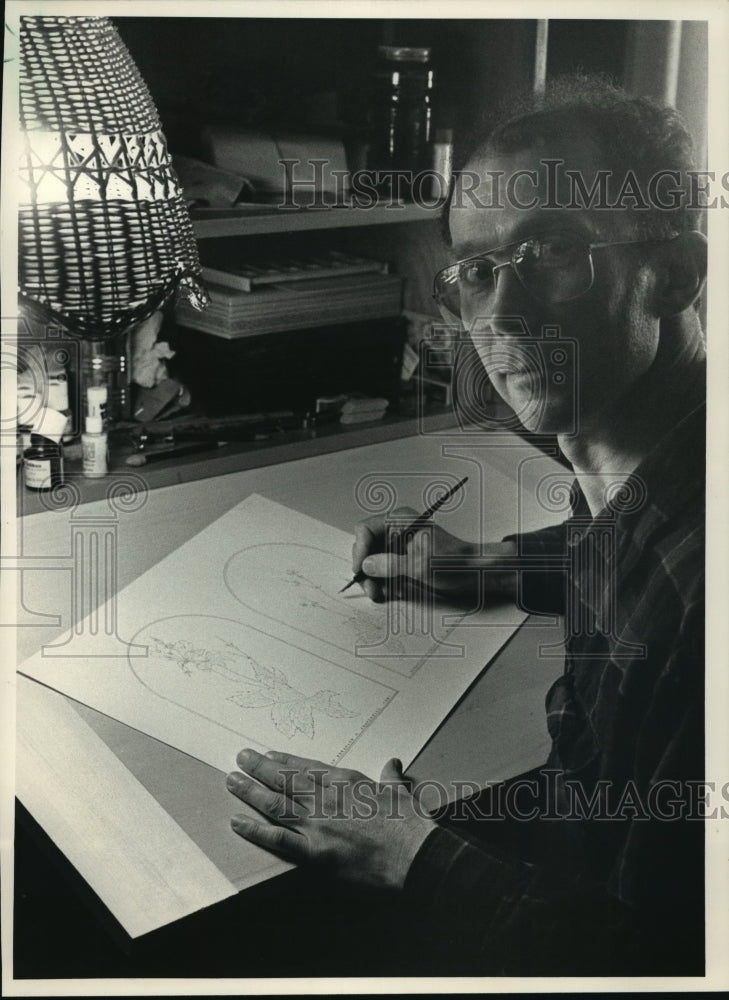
166 634 361 740
228 685 275 708
310 690 359 719
249 655 289 687
230 680 358 740
225 662 293 710
344 613 407 655
269 700 299 739
290 700 316 740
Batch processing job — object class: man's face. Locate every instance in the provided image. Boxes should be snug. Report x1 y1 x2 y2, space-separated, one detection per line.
448 138 661 436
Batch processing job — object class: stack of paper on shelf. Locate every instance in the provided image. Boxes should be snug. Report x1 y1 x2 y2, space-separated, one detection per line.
201 251 388 292
175 272 403 340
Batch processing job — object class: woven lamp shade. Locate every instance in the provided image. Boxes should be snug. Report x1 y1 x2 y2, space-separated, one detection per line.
18 15 208 339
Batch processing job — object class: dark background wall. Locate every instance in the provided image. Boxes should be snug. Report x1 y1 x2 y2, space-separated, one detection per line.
114 17 630 167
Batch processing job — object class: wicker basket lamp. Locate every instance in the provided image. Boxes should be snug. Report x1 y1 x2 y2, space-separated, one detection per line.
18 15 208 341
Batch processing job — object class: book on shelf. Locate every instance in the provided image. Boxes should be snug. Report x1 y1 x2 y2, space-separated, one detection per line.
200 251 389 292
176 272 403 340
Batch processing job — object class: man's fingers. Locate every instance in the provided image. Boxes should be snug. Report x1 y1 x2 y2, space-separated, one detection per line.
233 748 325 800
226 770 304 823
352 509 419 573
231 814 309 860
237 747 346 789
362 577 385 603
264 751 366 789
352 520 381 572
360 552 403 579
263 749 330 777
234 748 301 789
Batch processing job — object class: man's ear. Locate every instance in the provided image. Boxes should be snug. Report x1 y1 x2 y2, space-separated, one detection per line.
655 230 707 317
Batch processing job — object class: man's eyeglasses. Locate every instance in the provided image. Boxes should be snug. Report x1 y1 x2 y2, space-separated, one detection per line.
433 231 677 321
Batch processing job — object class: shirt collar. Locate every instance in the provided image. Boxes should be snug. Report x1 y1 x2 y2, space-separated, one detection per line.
567 397 705 531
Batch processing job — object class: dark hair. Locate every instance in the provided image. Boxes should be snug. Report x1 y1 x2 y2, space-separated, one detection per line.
446 73 701 242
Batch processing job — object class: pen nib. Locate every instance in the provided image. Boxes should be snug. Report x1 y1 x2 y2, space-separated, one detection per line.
339 579 355 594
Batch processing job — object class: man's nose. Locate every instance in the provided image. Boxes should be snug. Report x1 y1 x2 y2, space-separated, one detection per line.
467 265 532 337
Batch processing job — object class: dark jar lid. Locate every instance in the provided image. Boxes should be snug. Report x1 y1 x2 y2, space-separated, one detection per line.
28 432 59 448
378 45 431 63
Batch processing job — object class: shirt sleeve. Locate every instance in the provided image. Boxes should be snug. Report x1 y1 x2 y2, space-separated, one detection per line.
401 590 705 976
502 521 569 616
402 813 699 976
402 823 590 975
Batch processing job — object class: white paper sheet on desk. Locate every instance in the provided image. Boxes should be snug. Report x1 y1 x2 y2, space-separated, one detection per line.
18 494 525 778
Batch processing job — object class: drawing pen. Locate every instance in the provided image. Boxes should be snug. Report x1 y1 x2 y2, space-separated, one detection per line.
173 425 280 442
339 475 469 593
125 441 227 466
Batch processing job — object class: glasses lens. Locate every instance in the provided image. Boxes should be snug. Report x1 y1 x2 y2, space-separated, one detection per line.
434 264 463 321
514 235 592 303
434 233 594 319
435 257 494 321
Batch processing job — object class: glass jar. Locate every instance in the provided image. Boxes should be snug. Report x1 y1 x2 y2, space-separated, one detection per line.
370 45 434 197
79 330 132 425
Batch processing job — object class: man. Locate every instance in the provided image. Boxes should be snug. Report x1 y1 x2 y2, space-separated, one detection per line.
225 77 707 975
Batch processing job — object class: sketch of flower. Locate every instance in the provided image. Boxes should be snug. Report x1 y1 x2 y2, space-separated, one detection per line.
149 636 229 676
148 633 358 740
284 568 406 654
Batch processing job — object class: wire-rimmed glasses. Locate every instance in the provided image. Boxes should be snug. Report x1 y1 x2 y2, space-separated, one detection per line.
433 231 677 322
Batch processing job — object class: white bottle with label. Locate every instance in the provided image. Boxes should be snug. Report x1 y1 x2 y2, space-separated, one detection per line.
81 414 109 478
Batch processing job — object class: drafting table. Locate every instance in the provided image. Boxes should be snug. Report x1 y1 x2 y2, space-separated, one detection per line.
12 426 567 971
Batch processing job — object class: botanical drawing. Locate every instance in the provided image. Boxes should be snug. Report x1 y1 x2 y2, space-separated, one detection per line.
149 634 358 740
284 567 407 654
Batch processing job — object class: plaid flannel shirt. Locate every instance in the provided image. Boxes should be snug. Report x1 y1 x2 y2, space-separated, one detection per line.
403 397 706 976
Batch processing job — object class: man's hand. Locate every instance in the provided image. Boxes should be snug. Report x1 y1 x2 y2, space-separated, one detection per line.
226 749 435 890
353 506 519 605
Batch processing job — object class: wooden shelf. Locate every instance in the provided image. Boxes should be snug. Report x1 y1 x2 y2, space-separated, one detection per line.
191 201 444 239
17 408 460 515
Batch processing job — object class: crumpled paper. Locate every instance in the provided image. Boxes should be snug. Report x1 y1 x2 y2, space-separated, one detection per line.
130 311 176 388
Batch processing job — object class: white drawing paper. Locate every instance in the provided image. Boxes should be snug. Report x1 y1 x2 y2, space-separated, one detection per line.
18 494 526 778
130 614 394 764
224 542 463 675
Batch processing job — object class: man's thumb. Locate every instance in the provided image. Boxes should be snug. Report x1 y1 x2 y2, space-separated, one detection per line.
380 757 404 783
362 554 400 579
380 757 418 795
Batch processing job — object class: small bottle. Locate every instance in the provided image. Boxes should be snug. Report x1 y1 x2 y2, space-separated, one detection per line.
23 433 64 491
23 407 68 491
81 415 109 478
47 366 75 443
86 384 108 425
